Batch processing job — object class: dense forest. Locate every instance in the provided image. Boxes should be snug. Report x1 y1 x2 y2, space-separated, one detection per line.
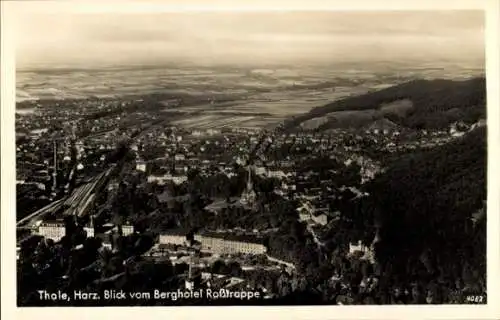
284 77 486 131
354 127 487 302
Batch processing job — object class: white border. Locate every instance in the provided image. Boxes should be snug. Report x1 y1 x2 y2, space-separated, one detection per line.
2 1 499 320
6 0 489 13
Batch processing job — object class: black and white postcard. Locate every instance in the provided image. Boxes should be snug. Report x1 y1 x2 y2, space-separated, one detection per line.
1 0 499 319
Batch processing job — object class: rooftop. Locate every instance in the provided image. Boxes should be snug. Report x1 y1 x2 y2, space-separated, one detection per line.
197 231 265 245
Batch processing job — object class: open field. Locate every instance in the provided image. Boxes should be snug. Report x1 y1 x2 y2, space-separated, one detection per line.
17 64 484 130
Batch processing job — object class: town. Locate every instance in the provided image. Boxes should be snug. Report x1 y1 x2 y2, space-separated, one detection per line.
16 95 485 306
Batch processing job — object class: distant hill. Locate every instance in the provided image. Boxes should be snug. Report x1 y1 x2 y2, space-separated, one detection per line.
360 126 487 296
285 77 486 131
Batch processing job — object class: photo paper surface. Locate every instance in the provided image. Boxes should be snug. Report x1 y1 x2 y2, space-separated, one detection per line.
2 1 499 319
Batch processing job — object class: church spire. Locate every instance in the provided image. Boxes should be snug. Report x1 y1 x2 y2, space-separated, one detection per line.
246 164 253 191
240 164 257 210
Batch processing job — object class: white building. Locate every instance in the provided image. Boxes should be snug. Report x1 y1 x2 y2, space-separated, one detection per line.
122 224 134 236
267 170 286 179
299 213 310 222
38 221 66 242
84 226 95 238
194 234 267 255
174 154 186 161
348 240 375 264
148 174 188 185
349 240 369 255
311 214 328 226
136 162 147 172
159 233 188 246
297 201 315 221
102 241 113 251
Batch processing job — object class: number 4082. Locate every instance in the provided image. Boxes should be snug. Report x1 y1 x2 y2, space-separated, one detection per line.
466 295 485 303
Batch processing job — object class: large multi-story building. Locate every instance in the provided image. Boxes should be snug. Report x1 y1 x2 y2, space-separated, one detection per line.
84 226 95 238
122 224 134 236
147 173 187 185
159 233 188 246
194 235 267 254
37 220 66 242
194 233 267 255
83 215 95 238
158 231 267 255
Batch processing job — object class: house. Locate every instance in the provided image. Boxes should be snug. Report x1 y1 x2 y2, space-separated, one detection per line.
311 213 328 226
348 240 375 264
174 154 186 161
136 162 147 172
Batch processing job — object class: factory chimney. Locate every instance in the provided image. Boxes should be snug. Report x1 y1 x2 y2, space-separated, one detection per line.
51 141 58 199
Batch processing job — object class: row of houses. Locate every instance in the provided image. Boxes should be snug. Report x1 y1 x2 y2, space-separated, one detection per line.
36 219 134 243
147 173 188 185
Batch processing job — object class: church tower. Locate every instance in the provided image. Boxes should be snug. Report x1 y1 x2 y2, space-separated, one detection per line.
240 164 257 210
185 253 199 290
185 262 194 290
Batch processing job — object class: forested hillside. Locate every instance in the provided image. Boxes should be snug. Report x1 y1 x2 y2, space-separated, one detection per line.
284 77 485 131
359 127 487 301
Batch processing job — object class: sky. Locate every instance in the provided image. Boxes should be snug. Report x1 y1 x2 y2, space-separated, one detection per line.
13 3 485 68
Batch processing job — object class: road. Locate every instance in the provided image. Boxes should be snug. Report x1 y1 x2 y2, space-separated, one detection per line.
306 223 325 249
265 254 296 271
